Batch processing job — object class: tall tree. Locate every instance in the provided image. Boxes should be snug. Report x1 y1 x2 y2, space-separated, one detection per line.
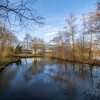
32 37 45 54
88 13 95 60
65 14 77 60
81 14 88 60
95 0 100 46
23 34 32 50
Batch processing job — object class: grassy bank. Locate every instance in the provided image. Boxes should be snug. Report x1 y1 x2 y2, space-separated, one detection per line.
14 54 45 58
0 54 45 71
0 58 19 71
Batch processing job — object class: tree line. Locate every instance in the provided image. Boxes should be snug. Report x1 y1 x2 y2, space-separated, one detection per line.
49 0 100 61
22 33 45 54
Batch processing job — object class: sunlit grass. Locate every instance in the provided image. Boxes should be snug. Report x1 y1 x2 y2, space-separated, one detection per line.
14 54 45 58
0 58 16 67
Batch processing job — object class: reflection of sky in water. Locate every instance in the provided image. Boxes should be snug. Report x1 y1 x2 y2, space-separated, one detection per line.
0 58 100 100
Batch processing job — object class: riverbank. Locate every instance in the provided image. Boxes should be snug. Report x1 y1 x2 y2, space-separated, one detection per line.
0 58 19 72
48 56 100 66
0 54 45 72
14 54 45 58
0 54 100 72
14 54 100 66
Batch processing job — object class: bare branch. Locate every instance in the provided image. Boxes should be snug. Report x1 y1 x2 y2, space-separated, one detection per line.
0 0 44 28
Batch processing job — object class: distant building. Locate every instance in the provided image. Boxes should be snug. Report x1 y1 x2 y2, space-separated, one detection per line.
21 49 32 54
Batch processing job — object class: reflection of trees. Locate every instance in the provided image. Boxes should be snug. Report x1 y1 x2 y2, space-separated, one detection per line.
23 72 32 82
0 63 20 95
32 58 45 67
32 58 46 74
16 59 22 66
23 58 47 82
44 60 100 98
20 58 100 97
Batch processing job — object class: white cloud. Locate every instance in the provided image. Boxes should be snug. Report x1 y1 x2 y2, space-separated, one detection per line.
41 24 60 36
45 31 58 36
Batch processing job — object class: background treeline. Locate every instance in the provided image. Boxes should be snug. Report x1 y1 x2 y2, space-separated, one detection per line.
0 27 45 58
49 1 100 61
22 33 45 54
0 25 18 58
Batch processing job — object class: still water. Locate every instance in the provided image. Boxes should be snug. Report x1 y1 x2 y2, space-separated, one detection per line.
0 58 100 100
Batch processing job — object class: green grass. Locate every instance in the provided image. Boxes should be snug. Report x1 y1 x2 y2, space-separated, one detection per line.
0 58 17 67
0 58 12 63
14 54 45 58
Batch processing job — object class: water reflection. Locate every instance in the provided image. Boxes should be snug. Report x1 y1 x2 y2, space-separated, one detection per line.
0 58 100 100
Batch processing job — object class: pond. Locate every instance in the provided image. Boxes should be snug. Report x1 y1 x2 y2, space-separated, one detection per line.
0 58 100 100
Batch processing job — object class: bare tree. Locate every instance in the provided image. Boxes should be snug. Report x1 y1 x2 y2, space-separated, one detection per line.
0 25 18 57
95 0 100 47
32 37 45 54
80 14 88 60
23 34 32 50
88 13 95 60
65 14 77 60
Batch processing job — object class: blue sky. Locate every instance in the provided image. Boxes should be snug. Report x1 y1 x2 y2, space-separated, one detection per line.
14 0 97 42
